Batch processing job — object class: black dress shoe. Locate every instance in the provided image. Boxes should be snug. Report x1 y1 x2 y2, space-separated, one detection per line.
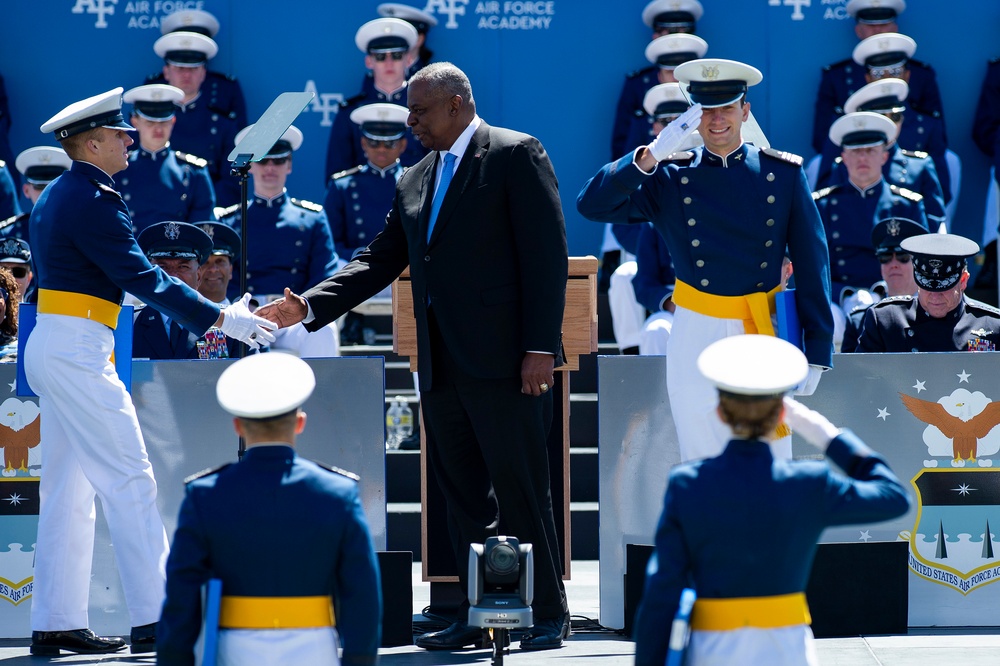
130 622 157 654
415 622 488 650
30 629 127 655
519 613 570 651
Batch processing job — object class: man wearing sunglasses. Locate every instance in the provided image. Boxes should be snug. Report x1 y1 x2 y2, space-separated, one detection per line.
5 146 71 244
856 234 1000 352
325 103 408 346
814 111 928 305
218 125 339 301
325 18 428 182
841 217 925 353
810 0 943 155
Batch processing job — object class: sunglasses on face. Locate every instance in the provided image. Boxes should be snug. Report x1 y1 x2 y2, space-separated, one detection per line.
372 51 405 62
365 139 400 149
258 157 289 166
877 251 912 264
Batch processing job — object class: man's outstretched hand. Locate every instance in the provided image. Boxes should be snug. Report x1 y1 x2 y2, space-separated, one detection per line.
255 288 310 329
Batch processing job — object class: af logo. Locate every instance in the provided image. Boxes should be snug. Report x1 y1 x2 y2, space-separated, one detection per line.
767 0 810 21
303 81 344 128
898 382 1000 594
424 0 471 29
72 0 119 29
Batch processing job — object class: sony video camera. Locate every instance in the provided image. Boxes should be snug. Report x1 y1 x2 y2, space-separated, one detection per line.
467 535 534 630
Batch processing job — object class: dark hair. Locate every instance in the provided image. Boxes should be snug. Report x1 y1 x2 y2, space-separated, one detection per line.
717 392 783 440
0 267 19 338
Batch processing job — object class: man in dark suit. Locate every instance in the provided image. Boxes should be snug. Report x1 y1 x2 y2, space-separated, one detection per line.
257 62 571 652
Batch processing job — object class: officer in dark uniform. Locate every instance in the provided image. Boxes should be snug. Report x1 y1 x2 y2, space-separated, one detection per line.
133 221 242 360
814 112 928 295
151 30 241 207
377 2 438 78
841 216 925 353
4 147 71 244
196 221 241 305
219 125 339 298
325 103 408 345
813 78 948 229
579 58 834 462
325 18 428 181
857 234 1000 352
811 0 943 154
157 352 381 665
118 84 216 234
633 334 909 666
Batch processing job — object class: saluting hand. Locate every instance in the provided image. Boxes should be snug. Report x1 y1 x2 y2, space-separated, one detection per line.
254 288 310 329
646 103 703 161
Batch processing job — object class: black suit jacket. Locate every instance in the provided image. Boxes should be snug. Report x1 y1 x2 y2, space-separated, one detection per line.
304 120 569 390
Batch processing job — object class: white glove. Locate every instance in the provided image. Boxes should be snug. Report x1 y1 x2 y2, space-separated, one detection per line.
794 364 824 396
783 397 841 450
647 104 703 161
220 293 278 350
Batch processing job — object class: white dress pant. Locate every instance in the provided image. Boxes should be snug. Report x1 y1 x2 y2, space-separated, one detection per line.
608 260 644 350
639 311 674 355
25 314 168 630
666 307 790 462
688 625 818 666
216 627 340 666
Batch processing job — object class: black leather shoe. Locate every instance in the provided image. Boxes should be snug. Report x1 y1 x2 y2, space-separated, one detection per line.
519 614 570 651
130 622 157 654
30 629 127 655
415 622 488 650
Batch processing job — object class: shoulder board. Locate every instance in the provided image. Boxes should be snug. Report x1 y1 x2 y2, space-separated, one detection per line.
89 179 122 199
849 302 873 316
175 151 208 168
889 184 923 202
208 70 237 82
401 165 409 175
760 147 803 166
145 72 164 84
0 214 19 231
216 203 241 218
662 150 694 164
626 65 657 80
908 58 932 70
965 297 1000 316
184 462 232 484
340 92 366 109
873 294 913 308
823 58 854 72
812 184 841 200
899 148 930 159
290 198 323 212
331 166 362 181
314 460 360 481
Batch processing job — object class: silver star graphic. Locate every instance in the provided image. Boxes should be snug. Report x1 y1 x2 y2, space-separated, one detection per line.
877 407 890 421
859 530 872 543
8 379 14 393
913 380 926 393
5 493 24 506
958 370 971 383
952 483 976 497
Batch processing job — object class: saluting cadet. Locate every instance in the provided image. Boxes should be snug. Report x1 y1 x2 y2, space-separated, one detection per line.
118 84 216 234
4 146 70 243
147 9 248 130
857 234 1000 352
325 17 428 182
25 88 274 656
133 221 242 360
157 352 382 665
578 58 834 463
812 78 948 229
814 112 928 298
811 0 943 154
220 125 339 298
377 2 438 78
633 334 909 666
151 30 241 206
841 216 925 353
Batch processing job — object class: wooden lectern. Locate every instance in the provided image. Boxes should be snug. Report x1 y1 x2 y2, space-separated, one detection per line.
392 256 599 583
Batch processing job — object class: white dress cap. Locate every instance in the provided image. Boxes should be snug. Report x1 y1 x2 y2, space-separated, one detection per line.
697 334 809 397
217 352 317 419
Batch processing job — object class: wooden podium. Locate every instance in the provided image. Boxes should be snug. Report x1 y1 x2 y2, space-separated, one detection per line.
391 256 599 584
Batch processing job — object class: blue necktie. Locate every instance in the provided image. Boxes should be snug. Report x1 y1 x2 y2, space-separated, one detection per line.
427 152 457 241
